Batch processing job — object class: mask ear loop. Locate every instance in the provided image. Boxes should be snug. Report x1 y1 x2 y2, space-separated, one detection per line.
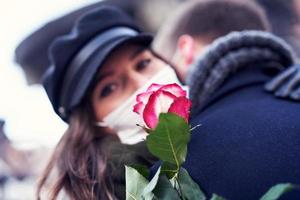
95 121 108 127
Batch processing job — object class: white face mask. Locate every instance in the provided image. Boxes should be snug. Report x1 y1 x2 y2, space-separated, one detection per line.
95 65 183 144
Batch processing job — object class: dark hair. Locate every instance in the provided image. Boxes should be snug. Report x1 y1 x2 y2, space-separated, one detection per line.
154 0 270 59
36 92 119 199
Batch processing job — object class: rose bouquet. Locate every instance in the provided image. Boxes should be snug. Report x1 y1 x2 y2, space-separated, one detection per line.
125 83 296 200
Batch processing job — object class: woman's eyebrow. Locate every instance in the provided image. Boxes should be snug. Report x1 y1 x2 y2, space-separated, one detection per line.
129 46 146 60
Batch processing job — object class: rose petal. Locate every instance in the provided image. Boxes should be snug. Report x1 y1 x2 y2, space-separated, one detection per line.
168 96 192 122
133 102 145 115
159 83 186 97
143 90 177 129
146 83 164 92
136 91 153 104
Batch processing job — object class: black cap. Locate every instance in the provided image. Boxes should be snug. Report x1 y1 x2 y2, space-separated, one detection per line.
14 0 146 85
43 6 152 121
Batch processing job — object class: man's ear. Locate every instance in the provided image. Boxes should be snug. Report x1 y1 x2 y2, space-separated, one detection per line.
177 34 196 65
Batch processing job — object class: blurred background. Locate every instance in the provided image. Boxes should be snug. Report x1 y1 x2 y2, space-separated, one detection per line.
1 0 299 199
0 1 99 198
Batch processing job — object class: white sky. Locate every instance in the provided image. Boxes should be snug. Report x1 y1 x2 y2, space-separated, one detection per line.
0 0 99 147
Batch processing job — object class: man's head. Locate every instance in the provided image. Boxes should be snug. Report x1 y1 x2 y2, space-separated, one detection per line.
153 0 270 82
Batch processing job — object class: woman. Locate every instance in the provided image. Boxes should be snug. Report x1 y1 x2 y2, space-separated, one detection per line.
37 6 181 200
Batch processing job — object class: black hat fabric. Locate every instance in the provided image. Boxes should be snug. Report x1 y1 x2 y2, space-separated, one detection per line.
14 0 144 85
43 6 152 121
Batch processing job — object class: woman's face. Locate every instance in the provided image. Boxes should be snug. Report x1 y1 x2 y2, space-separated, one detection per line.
91 43 167 121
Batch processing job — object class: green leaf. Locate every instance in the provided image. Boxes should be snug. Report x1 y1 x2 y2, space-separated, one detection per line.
147 113 190 170
153 175 181 200
130 164 149 179
260 183 297 200
125 165 153 200
177 167 206 200
142 167 161 197
210 193 226 200
161 162 178 179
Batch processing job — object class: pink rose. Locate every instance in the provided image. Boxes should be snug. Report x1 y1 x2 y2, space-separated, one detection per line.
133 83 192 129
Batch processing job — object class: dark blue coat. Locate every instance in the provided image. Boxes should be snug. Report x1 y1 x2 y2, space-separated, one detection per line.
184 67 300 199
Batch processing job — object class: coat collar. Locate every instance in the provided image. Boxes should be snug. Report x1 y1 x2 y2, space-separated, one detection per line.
201 67 272 111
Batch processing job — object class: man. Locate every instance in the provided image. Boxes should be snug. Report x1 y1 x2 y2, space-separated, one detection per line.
153 0 270 83
151 0 300 199
183 30 300 199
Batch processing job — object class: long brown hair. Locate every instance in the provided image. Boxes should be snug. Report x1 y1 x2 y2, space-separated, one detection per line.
37 97 119 200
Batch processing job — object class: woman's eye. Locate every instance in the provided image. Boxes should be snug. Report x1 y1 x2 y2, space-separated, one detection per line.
100 84 117 98
136 59 151 72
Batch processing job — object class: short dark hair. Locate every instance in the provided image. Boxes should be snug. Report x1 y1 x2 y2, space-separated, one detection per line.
154 0 270 59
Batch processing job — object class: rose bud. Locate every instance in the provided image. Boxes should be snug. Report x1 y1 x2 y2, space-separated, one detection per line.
133 83 192 129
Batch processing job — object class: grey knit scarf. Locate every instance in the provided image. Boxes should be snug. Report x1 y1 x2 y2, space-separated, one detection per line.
186 31 295 116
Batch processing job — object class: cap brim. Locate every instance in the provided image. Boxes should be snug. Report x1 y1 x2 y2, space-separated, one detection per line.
120 33 153 47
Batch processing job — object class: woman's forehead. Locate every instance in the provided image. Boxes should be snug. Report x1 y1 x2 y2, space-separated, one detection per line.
102 44 150 68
